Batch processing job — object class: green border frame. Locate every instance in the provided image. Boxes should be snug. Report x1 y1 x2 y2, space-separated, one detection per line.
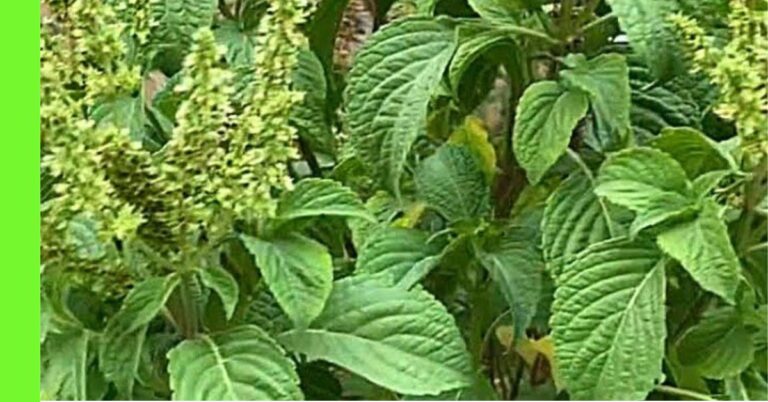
2 1 40 400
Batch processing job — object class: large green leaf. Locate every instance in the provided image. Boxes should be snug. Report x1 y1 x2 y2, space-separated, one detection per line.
650 127 734 179
656 199 742 303
104 275 181 334
198 265 239 320
541 173 616 281
676 307 755 379
628 61 701 142
560 53 632 151
100 326 147 399
355 227 443 286
415 144 490 222
475 227 544 338
167 325 303 400
276 178 374 222
291 49 336 154
551 238 666 400
242 233 333 328
41 330 90 400
213 20 257 67
512 81 589 184
605 0 682 80
345 17 457 195
148 0 217 73
448 22 516 93
278 276 473 395
99 275 180 396
595 147 698 236
92 95 147 144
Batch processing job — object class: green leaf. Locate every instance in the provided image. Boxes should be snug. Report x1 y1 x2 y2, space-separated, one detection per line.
291 49 335 154
242 233 333 328
214 20 257 67
345 17 457 195
349 191 401 250
149 0 217 73
100 326 148 399
448 22 516 93
605 0 683 80
276 178 374 222
692 169 732 197
467 0 525 21
415 144 490 222
650 127 735 178
99 275 180 396
107 275 181 334
152 72 183 123
677 307 755 379
560 53 632 151
148 0 218 73
512 81 589 184
541 173 616 281
629 62 701 142
167 325 303 400
198 265 239 320
92 95 147 144
475 227 544 338
41 330 90 400
656 199 742 303
551 238 666 400
355 227 443 286
278 276 473 395
245 289 292 337
596 147 698 236
308 0 351 68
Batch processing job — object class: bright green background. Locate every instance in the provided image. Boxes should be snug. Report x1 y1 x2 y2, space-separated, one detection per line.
1 1 40 400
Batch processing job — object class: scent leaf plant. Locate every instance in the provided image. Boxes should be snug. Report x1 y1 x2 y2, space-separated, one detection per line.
40 0 767 401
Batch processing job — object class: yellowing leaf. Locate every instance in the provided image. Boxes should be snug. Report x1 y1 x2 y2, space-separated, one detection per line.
392 202 427 228
495 325 515 350
449 116 497 184
516 336 563 391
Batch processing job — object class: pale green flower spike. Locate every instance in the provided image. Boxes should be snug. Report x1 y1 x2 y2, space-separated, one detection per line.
41 0 313 298
671 0 768 159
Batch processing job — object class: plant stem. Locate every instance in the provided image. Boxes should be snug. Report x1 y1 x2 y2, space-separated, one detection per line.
560 0 575 34
297 137 322 177
178 272 200 338
580 12 616 35
479 309 512 361
577 0 605 24
654 385 716 401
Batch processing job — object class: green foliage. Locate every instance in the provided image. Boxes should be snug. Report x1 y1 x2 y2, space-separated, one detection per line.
242 234 333 329
552 238 666 400
656 199 742 303
41 0 768 400
416 144 491 222
355 227 443 285
513 81 589 184
278 276 473 395
345 17 456 196
605 0 683 80
168 325 303 399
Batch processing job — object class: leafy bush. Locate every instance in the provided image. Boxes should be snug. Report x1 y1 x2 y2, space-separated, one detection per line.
40 0 767 400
